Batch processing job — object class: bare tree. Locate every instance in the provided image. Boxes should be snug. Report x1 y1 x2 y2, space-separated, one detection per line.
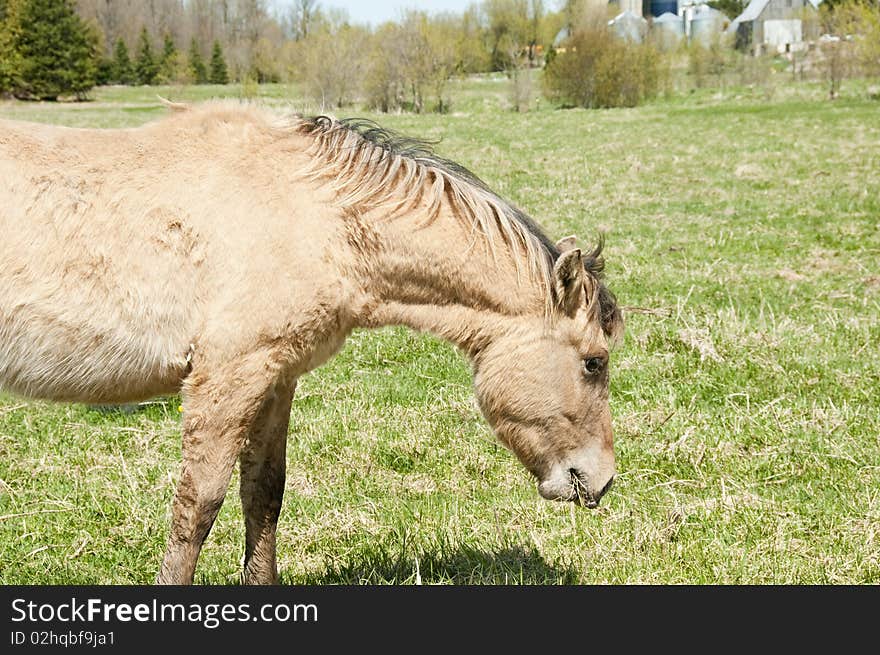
285 0 318 40
303 21 369 108
508 48 533 111
364 22 407 112
455 4 491 73
67 0 566 94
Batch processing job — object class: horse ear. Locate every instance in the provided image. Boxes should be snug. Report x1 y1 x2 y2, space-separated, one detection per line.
555 235 578 253
553 248 585 315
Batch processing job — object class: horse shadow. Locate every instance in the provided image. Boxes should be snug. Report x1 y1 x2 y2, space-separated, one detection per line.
286 543 579 585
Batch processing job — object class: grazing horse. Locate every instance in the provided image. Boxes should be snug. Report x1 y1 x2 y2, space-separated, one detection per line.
0 103 623 584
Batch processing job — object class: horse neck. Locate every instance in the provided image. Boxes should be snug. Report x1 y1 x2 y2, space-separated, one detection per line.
351 200 549 354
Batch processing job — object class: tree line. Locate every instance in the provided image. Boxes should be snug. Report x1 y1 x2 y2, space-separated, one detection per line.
0 0 576 103
0 0 237 98
105 30 230 86
1 0 878 107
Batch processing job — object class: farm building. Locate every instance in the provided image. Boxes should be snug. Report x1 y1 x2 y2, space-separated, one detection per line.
609 10 650 42
728 0 823 53
652 12 686 49
649 2 730 45
689 6 729 44
612 0 645 16
553 0 728 48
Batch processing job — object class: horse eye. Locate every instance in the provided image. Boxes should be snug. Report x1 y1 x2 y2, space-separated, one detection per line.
583 357 603 375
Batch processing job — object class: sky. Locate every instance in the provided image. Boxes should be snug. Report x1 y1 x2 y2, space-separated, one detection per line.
273 0 480 26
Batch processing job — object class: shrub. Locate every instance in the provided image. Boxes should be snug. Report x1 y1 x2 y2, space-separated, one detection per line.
239 74 259 99
830 1 880 81
543 27 663 109
687 35 734 90
362 12 456 114
302 26 368 109
158 33 190 85
363 24 406 112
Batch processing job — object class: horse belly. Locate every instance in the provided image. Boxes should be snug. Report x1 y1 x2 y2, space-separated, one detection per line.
0 160 202 403
0 300 192 404
0 233 196 404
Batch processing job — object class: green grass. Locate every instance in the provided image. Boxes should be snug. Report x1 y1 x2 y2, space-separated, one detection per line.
1 77 878 584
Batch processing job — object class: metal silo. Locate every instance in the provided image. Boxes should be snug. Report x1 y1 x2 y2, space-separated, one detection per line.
609 10 649 43
689 7 727 45
652 12 685 50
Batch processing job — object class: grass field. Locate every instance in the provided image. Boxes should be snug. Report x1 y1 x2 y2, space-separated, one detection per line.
1 76 878 584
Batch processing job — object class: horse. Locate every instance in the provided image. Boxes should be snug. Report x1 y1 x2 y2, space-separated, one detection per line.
0 102 623 584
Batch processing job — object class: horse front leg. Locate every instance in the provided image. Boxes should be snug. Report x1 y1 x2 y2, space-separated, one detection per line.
239 380 296 585
156 351 281 585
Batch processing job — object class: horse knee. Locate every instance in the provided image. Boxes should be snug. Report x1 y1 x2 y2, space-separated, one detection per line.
171 470 231 537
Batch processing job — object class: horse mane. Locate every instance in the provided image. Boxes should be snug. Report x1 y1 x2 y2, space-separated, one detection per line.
293 114 621 337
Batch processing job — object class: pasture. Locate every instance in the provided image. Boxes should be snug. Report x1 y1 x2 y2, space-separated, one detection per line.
0 77 878 584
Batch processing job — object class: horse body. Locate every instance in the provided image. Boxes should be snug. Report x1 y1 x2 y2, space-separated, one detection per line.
0 103 623 584
0 109 351 402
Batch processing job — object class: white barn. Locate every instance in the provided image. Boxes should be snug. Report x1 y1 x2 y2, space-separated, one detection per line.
728 0 823 53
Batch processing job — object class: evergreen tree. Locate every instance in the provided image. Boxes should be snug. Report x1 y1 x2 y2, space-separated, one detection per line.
134 27 158 85
82 17 111 86
209 39 228 84
94 54 113 85
0 0 23 94
159 32 177 81
112 37 133 84
162 32 176 62
188 37 208 84
13 0 96 99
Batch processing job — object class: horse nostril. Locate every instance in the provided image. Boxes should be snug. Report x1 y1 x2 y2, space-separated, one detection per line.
597 475 615 500
568 470 614 507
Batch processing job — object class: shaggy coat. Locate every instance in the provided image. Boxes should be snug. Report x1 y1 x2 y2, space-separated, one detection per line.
0 103 622 584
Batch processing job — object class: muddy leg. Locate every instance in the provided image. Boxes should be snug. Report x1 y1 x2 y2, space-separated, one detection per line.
239 381 295 585
156 356 280 585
